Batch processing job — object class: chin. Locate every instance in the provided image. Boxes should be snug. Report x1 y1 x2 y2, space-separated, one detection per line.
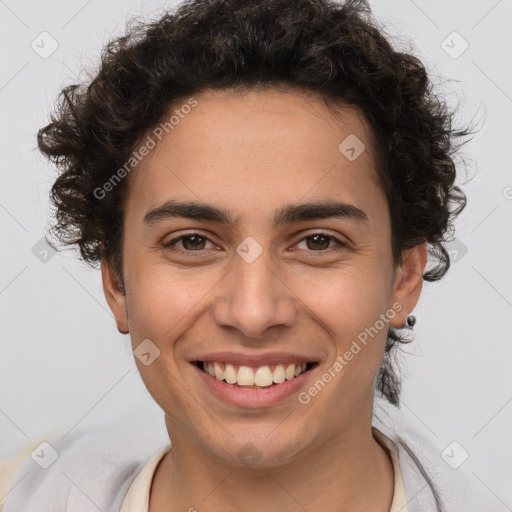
205 430 314 469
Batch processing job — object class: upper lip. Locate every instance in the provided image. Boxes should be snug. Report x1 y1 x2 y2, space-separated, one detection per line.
190 352 318 367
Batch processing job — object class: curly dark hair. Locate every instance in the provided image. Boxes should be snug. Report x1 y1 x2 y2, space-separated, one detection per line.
38 0 477 407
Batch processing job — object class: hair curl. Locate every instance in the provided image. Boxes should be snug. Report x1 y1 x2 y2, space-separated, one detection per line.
38 0 477 406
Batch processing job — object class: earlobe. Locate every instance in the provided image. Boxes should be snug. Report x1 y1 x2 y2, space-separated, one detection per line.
101 258 129 334
389 242 428 329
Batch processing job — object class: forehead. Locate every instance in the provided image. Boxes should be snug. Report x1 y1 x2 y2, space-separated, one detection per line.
125 87 384 226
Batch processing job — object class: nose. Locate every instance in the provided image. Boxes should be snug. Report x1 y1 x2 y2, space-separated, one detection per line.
211 251 298 339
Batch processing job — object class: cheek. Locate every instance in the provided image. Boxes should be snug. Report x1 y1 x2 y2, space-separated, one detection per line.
124 268 208 413
126 262 215 339
305 265 392 363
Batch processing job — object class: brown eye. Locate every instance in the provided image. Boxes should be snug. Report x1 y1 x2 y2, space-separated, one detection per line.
296 233 345 252
305 234 331 250
163 233 214 252
180 235 207 250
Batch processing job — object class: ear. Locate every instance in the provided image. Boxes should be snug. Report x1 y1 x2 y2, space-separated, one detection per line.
389 242 428 329
101 257 129 334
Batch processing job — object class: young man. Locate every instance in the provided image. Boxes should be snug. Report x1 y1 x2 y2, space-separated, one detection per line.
2 0 479 510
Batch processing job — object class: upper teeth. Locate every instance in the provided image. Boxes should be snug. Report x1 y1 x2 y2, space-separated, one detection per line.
203 362 308 387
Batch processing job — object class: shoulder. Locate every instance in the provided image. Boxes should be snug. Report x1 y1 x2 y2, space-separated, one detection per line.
1 440 44 511
2 422 168 512
373 400 491 512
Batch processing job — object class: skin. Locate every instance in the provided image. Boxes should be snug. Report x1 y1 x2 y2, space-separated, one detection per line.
102 87 427 511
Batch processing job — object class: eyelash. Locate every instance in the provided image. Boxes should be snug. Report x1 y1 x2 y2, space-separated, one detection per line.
162 231 348 255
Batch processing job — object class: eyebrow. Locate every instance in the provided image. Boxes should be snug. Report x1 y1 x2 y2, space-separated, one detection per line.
143 199 369 228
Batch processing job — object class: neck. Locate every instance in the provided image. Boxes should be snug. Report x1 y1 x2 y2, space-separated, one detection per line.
149 415 394 511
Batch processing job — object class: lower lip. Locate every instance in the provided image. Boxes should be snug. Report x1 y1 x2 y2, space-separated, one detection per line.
193 363 316 408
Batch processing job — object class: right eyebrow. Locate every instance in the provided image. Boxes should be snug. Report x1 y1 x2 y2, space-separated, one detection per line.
143 200 239 226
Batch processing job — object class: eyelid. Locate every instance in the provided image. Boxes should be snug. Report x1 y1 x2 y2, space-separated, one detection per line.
299 229 348 245
163 229 349 253
291 230 348 252
163 230 217 249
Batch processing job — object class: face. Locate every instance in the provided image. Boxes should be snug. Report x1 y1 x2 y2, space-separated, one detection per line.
103 87 426 467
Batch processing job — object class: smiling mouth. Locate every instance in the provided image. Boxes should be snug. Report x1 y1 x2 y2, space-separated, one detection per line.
195 361 318 389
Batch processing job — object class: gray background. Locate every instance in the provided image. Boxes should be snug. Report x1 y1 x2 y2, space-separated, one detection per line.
1 0 511 508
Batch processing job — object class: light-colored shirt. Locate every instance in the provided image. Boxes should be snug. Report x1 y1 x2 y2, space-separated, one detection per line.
1 427 407 512
1 406 486 511
119 428 408 512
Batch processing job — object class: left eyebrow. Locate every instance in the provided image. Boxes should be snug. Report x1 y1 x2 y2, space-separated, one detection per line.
273 200 369 226
143 199 369 228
